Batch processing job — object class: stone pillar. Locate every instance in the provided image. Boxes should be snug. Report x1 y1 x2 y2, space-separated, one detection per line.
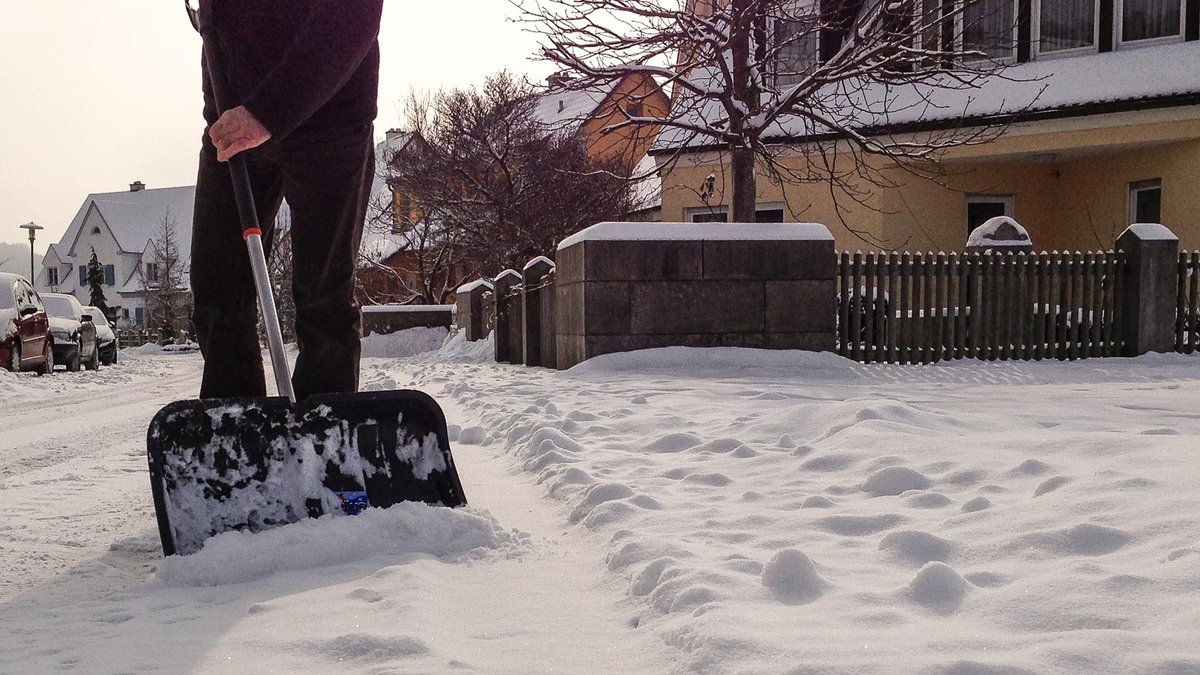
1117 223 1179 356
522 256 556 367
540 269 558 370
492 269 522 362
455 279 494 342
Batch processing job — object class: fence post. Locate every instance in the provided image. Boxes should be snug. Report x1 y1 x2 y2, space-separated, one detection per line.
455 279 494 342
522 257 555 367
1116 224 1179 356
492 269 522 362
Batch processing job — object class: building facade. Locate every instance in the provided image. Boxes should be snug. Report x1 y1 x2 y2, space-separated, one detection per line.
657 0 1200 252
37 182 195 329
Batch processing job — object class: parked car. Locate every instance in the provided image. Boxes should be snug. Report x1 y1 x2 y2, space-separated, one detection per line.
41 292 99 372
83 305 119 365
0 272 54 375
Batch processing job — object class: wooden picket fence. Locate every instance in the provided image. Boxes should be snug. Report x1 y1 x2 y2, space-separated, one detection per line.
1178 250 1200 354
836 250 1128 364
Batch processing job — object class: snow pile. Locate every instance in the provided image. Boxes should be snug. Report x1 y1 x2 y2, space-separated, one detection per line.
155 503 528 587
966 216 1031 248
361 326 448 358
410 329 495 364
0 308 17 342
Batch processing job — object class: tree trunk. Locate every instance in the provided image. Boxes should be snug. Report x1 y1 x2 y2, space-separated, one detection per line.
731 146 757 222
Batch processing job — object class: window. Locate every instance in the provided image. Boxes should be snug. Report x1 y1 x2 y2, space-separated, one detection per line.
966 194 1014 239
1120 0 1184 42
963 0 1018 58
135 307 144 327
1038 0 1098 51
1128 179 1162 224
78 265 87 286
145 262 160 283
104 265 115 286
91 226 101 235
772 17 820 86
626 101 644 118
46 267 60 287
686 205 787 223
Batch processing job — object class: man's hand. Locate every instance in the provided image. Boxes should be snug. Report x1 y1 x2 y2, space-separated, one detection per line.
209 106 272 162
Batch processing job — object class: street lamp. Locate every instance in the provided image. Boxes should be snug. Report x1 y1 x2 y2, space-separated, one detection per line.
19 222 43 283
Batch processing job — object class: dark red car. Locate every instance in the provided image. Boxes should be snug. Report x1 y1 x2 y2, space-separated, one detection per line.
0 272 54 375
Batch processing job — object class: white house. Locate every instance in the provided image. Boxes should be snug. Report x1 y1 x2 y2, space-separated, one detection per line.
37 182 195 329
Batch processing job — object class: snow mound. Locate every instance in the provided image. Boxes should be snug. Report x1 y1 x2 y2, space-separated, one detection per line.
879 530 955 566
411 330 495 363
361 326 449 358
909 561 970 613
567 346 853 375
155 503 527 587
761 549 824 603
861 466 931 496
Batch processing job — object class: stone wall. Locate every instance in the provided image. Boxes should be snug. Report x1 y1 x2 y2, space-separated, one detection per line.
554 222 837 369
361 305 454 336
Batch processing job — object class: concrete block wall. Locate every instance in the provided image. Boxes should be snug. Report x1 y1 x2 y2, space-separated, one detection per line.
554 222 837 369
361 305 454 336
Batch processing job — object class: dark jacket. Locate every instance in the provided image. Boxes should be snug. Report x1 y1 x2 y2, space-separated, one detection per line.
201 0 385 140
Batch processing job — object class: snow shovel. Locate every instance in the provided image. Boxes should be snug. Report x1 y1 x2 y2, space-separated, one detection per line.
147 1 466 557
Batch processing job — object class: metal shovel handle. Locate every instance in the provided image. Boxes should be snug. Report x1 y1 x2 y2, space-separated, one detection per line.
189 1 295 402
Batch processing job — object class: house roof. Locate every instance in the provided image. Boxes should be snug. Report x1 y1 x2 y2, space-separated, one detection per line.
531 82 613 131
656 40 1200 152
60 186 196 262
361 133 417 263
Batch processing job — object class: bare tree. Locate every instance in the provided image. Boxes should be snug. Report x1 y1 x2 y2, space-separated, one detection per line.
358 135 465 305
385 72 639 276
517 0 1032 229
141 210 191 342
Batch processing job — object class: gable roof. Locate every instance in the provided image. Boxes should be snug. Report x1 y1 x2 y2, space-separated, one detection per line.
656 40 1200 152
532 82 612 130
59 185 196 264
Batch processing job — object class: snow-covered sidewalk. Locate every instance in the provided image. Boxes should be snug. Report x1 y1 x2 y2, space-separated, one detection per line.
2 335 1198 673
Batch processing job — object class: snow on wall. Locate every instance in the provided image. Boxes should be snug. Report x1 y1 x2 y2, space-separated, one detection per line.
558 221 834 249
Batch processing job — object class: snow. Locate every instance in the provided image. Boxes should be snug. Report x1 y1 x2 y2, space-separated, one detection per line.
1123 223 1179 241
361 304 454 314
454 279 493 294
360 326 450 358
658 40 1200 150
2 339 1200 672
966 216 1031 248
522 255 555 272
558 221 835 249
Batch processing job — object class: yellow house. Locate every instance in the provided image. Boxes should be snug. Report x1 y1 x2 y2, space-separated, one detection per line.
657 4 1200 252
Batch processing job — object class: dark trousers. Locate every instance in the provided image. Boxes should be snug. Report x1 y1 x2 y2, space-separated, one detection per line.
190 123 374 400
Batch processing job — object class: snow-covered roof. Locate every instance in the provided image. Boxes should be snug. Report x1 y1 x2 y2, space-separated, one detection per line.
532 82 612 131
558 221 833 249
61 186 196 262
658 41 1200 151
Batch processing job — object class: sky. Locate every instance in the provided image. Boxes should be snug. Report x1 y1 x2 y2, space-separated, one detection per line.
0 0 552 252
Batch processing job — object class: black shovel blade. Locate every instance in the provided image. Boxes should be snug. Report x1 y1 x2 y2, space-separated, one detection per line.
146 390 467 556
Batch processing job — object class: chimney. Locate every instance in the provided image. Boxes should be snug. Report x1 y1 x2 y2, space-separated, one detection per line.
130 181 145 192
385 128 406 141
547 72 571 89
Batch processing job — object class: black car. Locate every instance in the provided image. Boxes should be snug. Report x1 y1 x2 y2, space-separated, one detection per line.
41 293 99 372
